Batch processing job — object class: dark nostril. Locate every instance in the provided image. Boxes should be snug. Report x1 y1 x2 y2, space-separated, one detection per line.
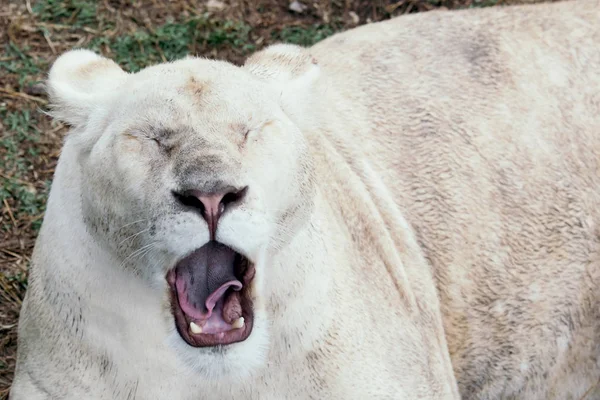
172 190 206 213
173 187 247 213
221 186 248 209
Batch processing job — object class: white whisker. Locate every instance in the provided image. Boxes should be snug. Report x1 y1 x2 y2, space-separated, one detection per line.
119 227 150 245
115 218 148 232
120 242 157 269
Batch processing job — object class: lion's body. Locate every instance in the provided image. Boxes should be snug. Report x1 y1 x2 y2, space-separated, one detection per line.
11 1 600 399
309 2 600 397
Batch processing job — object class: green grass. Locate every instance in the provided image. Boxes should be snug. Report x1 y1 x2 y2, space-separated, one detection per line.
29 0 258 72
468 0 502 7
5 269 28 290
273 24 339 46
0 107 49 233
89 16 255 72
0 43 46 89
33 0 99 27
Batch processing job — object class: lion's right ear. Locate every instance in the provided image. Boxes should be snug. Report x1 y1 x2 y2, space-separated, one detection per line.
47 49 127 127
243 44 320 120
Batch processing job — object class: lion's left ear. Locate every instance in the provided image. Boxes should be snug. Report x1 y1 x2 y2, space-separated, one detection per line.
243 44 320 118
47 49 128 127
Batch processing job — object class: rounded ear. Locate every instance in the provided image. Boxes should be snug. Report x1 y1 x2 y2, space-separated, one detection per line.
243 44 320 118
47 49 128 127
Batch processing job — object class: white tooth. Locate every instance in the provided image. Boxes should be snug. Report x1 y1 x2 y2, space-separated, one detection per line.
190 321 203 334
232 317 245 329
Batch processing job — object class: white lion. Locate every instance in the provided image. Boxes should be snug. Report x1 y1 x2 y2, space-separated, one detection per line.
10 0 600 399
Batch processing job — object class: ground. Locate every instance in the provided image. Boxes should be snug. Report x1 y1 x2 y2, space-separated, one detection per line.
0 0 553 396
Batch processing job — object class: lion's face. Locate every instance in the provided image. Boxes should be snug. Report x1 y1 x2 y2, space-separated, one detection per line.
47 49 318 376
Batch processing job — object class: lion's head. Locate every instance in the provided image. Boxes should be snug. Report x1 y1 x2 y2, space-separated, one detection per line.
46 45 320 376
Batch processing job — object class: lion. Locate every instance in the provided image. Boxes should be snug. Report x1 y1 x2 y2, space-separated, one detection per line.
10 0 600 398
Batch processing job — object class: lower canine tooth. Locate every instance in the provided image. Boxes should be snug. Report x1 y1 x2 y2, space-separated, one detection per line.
190 321 203 334
232 317 245 329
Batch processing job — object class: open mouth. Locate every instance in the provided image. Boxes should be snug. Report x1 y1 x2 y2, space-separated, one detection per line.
167 241 255 347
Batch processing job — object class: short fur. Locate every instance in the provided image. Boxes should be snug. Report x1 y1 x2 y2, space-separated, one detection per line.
10 1 600 399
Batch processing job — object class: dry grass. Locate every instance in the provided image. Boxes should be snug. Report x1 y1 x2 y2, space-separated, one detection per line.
0 0 552 397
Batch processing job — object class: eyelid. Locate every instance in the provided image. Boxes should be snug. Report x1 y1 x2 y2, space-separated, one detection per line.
128 129 164 145
251 120 275 136
260 120 275 130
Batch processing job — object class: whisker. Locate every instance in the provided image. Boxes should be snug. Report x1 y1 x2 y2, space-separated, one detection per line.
120 242 157 269
115 218 148 232
119 227 150 245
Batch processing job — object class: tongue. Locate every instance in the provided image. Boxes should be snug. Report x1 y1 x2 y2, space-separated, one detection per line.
175 242 242 320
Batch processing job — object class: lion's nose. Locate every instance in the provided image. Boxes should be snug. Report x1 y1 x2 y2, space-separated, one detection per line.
173 186 248 240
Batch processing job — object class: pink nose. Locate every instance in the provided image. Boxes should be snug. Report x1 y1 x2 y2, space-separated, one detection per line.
173 186 248 240
197 192 226 241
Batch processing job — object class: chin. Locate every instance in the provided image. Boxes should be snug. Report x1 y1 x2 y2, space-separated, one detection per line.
166 310 270 380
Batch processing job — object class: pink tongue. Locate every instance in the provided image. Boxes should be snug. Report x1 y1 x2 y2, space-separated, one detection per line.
174 242 242 320
177 279 242 320
204 280 242 317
